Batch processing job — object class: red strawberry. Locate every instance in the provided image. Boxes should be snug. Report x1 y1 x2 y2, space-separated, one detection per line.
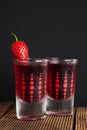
11 33 29 60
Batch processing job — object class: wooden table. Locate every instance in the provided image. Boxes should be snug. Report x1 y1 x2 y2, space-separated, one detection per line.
0 102 87 130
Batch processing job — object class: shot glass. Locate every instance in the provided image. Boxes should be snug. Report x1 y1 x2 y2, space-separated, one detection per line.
13 58 48 120
46 58 78 116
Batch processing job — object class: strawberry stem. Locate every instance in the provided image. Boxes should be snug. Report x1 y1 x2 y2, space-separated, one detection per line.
11 33 18 42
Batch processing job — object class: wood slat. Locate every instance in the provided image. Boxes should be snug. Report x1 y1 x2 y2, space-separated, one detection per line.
0 101 14 119
75 107 87 130
0 107 74 130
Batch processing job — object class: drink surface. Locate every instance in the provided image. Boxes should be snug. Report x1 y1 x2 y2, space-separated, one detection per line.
47 63 77 100
14 63 47 103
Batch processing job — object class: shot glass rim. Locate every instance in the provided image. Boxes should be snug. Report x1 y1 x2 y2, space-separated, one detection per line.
13 58 49 65
46 57 78 64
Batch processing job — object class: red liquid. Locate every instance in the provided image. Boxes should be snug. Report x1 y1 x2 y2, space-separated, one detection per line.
47 63 77 100
14 63 47 103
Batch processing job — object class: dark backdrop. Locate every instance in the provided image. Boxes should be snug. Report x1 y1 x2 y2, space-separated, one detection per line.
0 0 86 106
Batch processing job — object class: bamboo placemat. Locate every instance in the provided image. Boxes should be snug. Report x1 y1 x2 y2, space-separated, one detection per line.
0 107 74 130
1 102 87 130
75 107 87 130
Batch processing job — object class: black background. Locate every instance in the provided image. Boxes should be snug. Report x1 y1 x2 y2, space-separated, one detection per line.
0 0 86 106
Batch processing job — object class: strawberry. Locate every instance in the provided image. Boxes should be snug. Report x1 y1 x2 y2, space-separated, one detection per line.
11 33 29 60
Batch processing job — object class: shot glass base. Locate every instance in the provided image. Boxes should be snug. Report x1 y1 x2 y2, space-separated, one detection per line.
46 95 74 116
16 97 47 120
46 111 73 116
16 115 46 121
